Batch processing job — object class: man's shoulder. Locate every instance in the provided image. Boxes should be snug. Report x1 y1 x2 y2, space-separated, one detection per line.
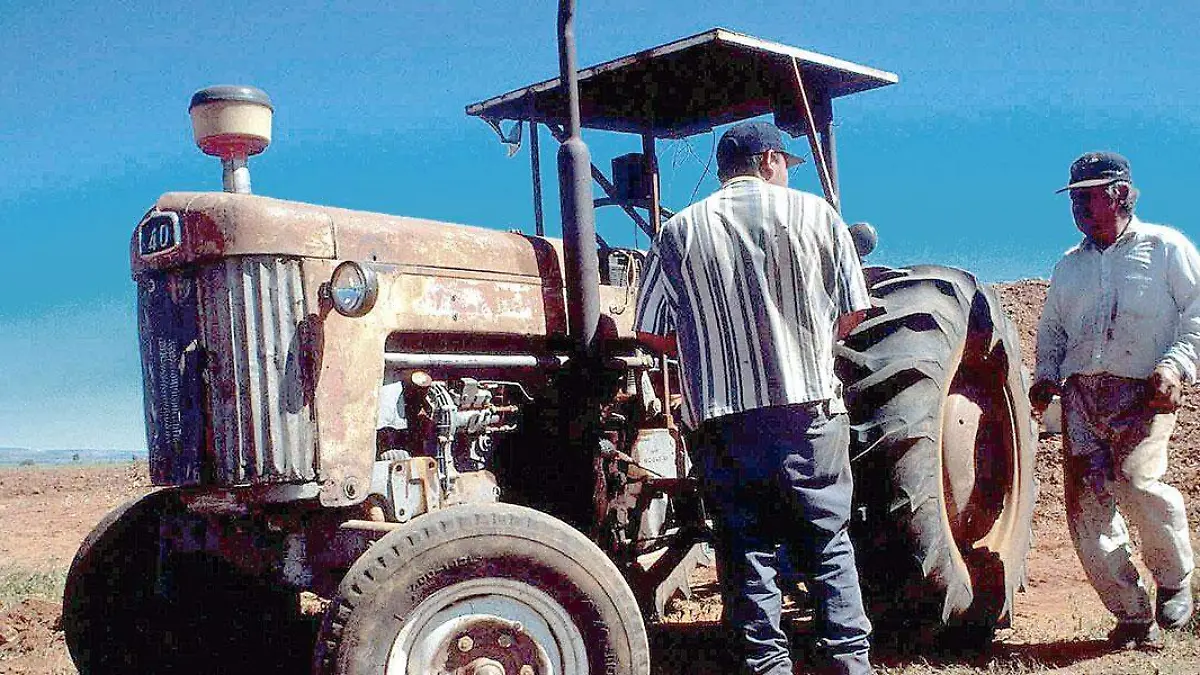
660 199 705 235
1132 219 1194 248
765 182 831 206
679 181 834 228
667 182 754 225
761 184 839 227
1060 240 1088 260
720 177 828 204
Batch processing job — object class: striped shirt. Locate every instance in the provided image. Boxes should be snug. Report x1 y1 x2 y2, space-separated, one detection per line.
634 176 871 428
1035 217 1200 384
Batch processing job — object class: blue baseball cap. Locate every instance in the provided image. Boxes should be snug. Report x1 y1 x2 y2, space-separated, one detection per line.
1056 151 1132 193
717 120 805 170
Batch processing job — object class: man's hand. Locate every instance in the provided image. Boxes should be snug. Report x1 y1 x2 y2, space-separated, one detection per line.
636 331 678 357
836 309 870 341
1148 365 1184 412
1029 379 1061 414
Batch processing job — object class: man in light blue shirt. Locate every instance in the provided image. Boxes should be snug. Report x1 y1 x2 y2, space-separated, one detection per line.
1032 152 1197 649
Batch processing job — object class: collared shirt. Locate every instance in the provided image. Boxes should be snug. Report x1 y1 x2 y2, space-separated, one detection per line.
1035 216 1200 384
634 176 871 428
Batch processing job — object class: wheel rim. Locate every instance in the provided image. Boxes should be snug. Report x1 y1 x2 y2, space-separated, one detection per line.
387 578 587 675
941 362 1018 550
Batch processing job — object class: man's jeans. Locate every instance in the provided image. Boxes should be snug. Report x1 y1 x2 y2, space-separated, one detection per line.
694 402 873 675
1062 374 1196 624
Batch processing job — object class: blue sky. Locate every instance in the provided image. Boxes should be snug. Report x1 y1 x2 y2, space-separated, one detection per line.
2 1 1199 450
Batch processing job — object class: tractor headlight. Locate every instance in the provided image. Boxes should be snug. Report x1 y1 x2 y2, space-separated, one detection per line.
330 261 378 317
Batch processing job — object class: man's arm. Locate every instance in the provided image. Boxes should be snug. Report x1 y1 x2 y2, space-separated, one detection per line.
1159 232 1200 383
1032 271 1068 412
1149 232 1200 410
633 228 680 358
829 214 872 340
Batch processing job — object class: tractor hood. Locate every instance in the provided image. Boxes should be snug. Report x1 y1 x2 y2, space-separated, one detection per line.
130 192 558 282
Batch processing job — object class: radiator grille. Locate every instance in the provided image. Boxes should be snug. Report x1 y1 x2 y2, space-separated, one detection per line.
138 270 205 485
139 256 317 486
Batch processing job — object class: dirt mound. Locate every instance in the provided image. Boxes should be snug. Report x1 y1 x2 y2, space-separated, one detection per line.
0 464 150 674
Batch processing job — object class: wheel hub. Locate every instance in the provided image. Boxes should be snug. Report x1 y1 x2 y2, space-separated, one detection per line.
386 578 583 675
436 617 549 675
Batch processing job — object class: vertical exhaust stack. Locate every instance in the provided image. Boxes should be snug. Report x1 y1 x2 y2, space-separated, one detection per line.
556 0 601 358
554 0 605 532
189 85 274 194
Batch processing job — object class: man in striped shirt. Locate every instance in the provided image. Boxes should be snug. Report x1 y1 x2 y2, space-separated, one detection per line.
635 120 874 675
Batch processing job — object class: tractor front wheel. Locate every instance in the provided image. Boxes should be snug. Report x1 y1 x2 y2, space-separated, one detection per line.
314 503 650 675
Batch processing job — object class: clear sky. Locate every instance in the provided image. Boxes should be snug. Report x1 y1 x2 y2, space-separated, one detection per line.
2 1 1199 451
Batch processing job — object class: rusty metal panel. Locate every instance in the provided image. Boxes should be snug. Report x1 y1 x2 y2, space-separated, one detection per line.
133 192 563 283
132 192 336 275
302 259 388 507
396 274 562 336
332 207 555 278
199 256 316 484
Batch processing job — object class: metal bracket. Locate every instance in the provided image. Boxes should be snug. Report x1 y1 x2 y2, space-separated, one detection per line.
482 116 524 157
547 123 657 238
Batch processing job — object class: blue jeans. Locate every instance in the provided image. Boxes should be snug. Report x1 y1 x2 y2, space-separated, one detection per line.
694 403 872 675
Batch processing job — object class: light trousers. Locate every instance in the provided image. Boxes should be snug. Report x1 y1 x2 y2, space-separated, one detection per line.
1062 374 1196 624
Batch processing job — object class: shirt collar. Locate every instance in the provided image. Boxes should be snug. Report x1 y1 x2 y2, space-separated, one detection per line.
720 175 765 189
1122 215 1144 240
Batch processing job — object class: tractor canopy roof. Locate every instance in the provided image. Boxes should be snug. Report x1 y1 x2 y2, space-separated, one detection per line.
466 28 897 139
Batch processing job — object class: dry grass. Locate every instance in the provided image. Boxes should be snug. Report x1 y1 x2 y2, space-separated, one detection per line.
0 567 64 607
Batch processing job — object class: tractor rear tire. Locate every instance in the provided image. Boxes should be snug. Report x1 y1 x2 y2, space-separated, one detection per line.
314 502 650 675
835 264 1036 645
63 490 314 674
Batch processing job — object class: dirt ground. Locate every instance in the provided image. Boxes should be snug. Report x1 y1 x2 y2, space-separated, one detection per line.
2 280 1199 674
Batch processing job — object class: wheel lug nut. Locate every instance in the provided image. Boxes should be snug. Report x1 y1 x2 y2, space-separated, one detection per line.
457 635 474 652
519 666 534 675
497 633 513 648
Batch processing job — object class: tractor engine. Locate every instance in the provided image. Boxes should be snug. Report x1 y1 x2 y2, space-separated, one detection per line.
368 376 530 523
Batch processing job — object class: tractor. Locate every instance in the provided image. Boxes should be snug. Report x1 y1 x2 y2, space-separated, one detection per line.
63 6 1035 674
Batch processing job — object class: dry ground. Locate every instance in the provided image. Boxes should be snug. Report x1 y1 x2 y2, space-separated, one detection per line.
2 281 1199 674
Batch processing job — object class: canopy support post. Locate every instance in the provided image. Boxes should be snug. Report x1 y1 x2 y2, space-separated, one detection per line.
641 134 663 235
790 56 839 212
530 120 545 236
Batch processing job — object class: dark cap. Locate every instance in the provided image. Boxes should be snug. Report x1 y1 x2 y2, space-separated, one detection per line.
189 85 274 112
717 120 804 171
1056 151 1131 193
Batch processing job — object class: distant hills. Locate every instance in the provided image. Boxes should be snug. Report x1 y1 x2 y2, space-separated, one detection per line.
0 447 148 466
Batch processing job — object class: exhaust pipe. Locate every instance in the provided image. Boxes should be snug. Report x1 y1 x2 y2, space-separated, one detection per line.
556 0 601 358
553 0 606 532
